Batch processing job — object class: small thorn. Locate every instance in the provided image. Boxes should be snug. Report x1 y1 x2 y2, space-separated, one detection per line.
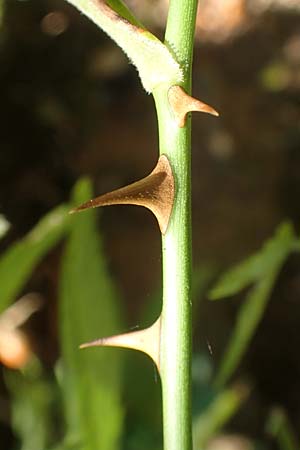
71 155 175 234
168 85 219 128
80 317 161 371
79 341 99 349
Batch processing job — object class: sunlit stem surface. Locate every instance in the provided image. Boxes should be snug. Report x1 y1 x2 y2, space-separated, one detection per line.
153 1 198 449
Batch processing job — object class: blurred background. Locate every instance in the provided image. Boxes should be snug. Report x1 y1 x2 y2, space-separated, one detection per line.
1 0 300 449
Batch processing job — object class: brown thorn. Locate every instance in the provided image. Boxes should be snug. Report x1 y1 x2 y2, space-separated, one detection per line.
70 155 175 234
80 316 161 372
168 85 219 128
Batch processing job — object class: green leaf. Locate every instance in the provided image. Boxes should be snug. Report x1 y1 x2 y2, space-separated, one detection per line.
266 408 299 450
139 264 216 329
212 222 296 387
4 360 57 450
0 204 70 315
59 178 124 450
192 264 217 320
66 0 183 93
214 275 276 387
106 0 143 27
209 222 295 300
193 384 248 450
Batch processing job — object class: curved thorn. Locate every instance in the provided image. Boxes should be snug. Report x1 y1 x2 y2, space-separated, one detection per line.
70 155 175 234
168 85 219 128
80 317 161 371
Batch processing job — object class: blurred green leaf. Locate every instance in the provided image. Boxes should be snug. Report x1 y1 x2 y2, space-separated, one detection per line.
212 222 296 387
209 222 295 300
192 353 215 416
107 0 142 26
214 276 276 387
0 204 70 315
59 178 124 450
266 408 299 450
123 349 162 449
140 264 216 328
4 360 57 450
193 384 249 450
192 264 218 321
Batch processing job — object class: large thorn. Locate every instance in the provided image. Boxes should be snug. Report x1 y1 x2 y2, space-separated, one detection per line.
168 85 219 128
80 317 161 371
70 155 175 234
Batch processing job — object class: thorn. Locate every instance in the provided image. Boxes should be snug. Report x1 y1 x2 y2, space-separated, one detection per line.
69 201 92 215
70 155 175 234
168 85 219 128
80 317 161 371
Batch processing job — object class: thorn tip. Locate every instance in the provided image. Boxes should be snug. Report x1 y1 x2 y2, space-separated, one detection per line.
79 317 161 370
168 85 219 127
70 156 175 234
79 338 103 349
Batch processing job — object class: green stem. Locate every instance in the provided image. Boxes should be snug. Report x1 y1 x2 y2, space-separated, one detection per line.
154 88 193 450
153 1 198 450
64 0 199 448
165 0 199 85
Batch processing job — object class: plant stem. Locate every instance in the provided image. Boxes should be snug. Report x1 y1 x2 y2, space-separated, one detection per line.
65 0 199 448
153 1 198 449
155 88 193 450
165 0 199 82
